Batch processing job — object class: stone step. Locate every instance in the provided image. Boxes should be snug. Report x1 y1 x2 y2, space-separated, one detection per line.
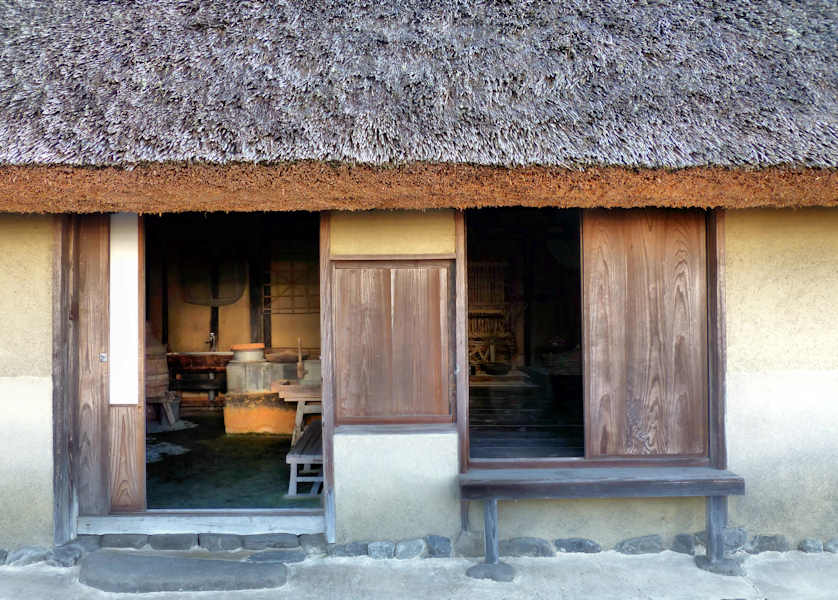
79 551 287 593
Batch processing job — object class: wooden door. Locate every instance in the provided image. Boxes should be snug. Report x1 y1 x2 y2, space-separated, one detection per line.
73 214 145 514
582 209 708 457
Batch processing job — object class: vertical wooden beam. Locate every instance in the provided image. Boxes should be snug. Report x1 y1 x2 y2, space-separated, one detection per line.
52 215 78 543
263 253 273 350
705 495 727 563
75 215 110 515
319 212 335 541
483 498 499 564
455 211 469 473
248 250 264 343
160 244 168 346
707 210 727 469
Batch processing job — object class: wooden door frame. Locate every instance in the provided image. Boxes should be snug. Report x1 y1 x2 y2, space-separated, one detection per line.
54 213 328 542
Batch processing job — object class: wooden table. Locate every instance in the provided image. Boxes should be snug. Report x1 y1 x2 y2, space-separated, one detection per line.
271 382 322 445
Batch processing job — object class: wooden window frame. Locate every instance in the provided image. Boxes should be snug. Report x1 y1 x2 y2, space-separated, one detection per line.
459 209 728 472
329 258 456 425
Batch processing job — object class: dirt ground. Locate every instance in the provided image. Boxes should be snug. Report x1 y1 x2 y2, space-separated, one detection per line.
1 551 837 600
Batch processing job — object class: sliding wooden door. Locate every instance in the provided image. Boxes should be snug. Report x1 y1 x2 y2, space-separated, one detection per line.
72 214 145 514
582 209 708 458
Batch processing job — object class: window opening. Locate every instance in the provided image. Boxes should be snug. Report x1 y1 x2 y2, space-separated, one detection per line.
467 208 584 459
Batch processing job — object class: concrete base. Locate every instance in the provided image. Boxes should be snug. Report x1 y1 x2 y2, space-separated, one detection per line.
466 562 516 582
694 555 745 577
79 551 287 592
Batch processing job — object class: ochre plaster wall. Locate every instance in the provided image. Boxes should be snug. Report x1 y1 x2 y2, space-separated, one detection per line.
0 214 54 548
165 263 252 352
725 208 838 543
161 259 320 353
330 210 455 256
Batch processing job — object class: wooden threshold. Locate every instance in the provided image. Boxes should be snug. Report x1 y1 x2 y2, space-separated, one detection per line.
77 510 325 535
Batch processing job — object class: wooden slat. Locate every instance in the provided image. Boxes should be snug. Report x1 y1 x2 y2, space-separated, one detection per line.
75 215 110 515
334 266 392 420
455 211 469 473
707 210 727 469
108 405 145 511
52 215 77 543
583 209 708 457
459 467 744 500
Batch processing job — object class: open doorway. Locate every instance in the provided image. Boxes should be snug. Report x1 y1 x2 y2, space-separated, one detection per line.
143 212 322 509
467 208 583 459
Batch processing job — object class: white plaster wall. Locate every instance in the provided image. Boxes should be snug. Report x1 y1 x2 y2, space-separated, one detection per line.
0 214 54 549
0 377 54 548
333 430 460 542
725 208 838 543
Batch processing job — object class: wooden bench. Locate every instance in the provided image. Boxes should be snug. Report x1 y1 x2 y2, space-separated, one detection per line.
459 466 745 579
285 420 323 497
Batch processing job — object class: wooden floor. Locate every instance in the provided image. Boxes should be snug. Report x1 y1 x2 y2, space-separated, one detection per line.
470 428 583 458
468 375 584 458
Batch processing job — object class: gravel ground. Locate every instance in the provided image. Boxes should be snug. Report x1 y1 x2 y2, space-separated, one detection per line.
0 550 836 600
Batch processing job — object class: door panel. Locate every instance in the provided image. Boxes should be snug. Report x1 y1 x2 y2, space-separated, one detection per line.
583 209 708 457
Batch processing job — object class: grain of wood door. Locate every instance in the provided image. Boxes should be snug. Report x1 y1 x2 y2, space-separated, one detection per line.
582 209 708 457
332 261 453 423
74 215 145 514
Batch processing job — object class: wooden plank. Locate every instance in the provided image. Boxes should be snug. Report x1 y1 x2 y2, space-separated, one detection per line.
334 266 392 420
459 467 744 500
392 267 449 416
108 405 145 511
583 209 708 457
75 215 110 516
469 456 710 469
707 210 727 469
52 215 77 543
319 213 335 541
455 211 469 473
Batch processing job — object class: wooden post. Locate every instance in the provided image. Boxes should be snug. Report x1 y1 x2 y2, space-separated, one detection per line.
705 496 727 563
695 495 742 575
484 498 499 564
466 496 514 581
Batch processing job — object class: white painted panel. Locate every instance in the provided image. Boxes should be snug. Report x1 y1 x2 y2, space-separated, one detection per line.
109 213 140 405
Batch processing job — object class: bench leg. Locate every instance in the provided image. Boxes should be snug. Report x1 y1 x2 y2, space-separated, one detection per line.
465 499 515 582
288 464 298 497
695 496 743 576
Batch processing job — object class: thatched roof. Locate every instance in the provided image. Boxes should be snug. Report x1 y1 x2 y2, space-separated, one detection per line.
1 1 836 169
